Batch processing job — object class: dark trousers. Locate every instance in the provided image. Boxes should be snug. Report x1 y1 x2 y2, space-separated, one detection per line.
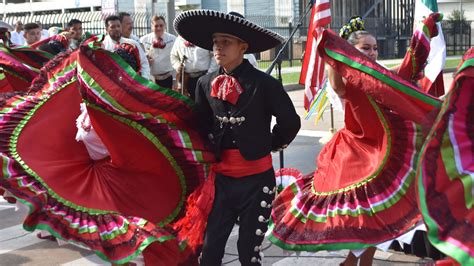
155 76 173 90
187 76 201 100
200 168 276 266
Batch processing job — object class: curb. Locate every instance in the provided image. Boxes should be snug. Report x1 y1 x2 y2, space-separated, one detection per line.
283 83 304 92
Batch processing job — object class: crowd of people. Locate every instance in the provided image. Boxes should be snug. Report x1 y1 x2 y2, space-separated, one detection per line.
0 9 472 266
3 13 225 93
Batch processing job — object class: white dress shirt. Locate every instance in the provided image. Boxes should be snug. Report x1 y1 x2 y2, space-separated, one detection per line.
170 35 218 75
102 35 151 80
40 29 49 40
10 31 24 46
140 32 176 76
128 34 140 43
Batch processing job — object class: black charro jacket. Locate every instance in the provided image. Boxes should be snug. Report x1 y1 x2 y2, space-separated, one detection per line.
195 59 301 161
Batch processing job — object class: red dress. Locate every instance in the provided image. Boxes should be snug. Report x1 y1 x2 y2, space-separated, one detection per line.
269 30 441 251
416 48 474 265
0 44 214 264
0 44 52 201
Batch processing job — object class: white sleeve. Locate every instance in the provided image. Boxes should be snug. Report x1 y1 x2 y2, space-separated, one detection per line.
75 103 110 161
170 39 182 71
139 35 147 49
134 40 151 80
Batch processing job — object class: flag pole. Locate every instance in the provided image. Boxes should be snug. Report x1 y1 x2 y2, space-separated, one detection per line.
264 0 314 197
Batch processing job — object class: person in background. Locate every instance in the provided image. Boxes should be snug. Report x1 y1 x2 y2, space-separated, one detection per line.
140 15 176 89
23 23 42 46
10 20 24 46
0 20 13 46
244 53 258 68
66 19 83 50
170 35 218 99
269 14 444 266
35 21 49 40
102 15 150 80
118 12 140 43
47 26 61 37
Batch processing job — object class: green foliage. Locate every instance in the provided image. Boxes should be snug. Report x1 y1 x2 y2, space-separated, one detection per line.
447 9 467 22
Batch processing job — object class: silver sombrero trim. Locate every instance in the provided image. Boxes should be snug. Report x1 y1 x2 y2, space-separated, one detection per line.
174 9 285 43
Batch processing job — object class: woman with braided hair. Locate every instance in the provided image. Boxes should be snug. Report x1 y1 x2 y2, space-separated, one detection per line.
269 15 443 265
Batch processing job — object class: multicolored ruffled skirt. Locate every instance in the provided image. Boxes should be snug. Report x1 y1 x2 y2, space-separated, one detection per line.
0 42 213 264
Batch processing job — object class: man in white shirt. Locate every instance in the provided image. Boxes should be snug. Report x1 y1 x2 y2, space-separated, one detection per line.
35 21 49 40
118 12 140 43
140 15 176 89
170 35 218 99
66 19 83 50
23 23 41 46
102 15 151 80
10 21 24 46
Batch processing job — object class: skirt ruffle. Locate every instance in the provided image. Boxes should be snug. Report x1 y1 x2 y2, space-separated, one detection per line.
270 108 422 251
416 49 474 265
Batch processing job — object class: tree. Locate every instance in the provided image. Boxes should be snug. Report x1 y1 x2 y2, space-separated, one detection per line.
447 9 470 34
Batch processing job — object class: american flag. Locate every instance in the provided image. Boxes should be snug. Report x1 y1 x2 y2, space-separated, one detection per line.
300 0 331 111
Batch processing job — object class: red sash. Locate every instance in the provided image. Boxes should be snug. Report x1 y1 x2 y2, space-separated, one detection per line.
214 149 272 178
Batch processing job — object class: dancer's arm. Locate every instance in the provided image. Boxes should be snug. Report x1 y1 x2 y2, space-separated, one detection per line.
327 65 346 97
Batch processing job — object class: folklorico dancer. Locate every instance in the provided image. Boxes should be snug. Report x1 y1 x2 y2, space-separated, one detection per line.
416 48 474 266
269 15 444 266
140 15 177 89
0 37 215 265
171 9 301 265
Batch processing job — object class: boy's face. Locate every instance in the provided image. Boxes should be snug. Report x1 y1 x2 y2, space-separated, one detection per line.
25 28 41 45
213 33 248 69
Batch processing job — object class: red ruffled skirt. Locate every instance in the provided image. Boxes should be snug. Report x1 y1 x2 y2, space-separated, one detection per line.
0 44 213 264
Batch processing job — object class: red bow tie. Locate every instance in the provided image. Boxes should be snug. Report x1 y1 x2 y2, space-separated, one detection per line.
152 38 166 49
210 75 244 105
184 40 194 47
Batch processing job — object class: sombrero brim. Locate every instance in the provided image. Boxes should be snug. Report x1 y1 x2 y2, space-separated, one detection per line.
0 21 14 31
174 9 285 54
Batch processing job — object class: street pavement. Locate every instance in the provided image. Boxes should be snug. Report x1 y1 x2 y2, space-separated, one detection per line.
0 72 456 265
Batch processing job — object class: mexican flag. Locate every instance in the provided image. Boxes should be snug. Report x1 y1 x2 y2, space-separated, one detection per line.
414 0 446 95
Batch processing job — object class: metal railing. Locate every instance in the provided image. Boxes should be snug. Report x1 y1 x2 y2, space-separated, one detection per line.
3 11 162 37
442 20 472 56
3 11 472 67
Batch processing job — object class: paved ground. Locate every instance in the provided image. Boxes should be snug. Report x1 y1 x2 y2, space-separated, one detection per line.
0 71 456 265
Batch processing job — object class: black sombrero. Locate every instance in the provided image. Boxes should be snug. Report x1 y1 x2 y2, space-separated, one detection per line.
174 9 285 53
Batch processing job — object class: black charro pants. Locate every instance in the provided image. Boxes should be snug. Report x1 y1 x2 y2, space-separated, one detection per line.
200 168 276 266
155 76 173 90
